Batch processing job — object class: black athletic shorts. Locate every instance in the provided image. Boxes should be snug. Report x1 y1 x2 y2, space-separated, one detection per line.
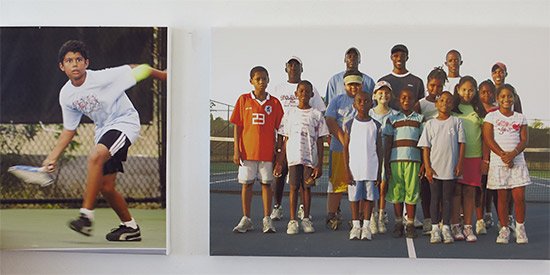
98 130 131 175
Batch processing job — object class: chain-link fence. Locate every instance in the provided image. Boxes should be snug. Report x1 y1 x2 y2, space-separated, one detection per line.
210 99 550 203
0 27 167 209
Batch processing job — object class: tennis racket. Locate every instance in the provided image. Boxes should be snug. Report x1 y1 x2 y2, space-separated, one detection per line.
7 165 54 187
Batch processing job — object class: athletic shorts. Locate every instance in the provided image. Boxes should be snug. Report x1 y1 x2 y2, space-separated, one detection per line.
458 157 482 187
487 164 531 190
348 180 379 202
238 160 273 185
327 151 348 193
98 130 131 175
386 161 420 204
288 164 314 188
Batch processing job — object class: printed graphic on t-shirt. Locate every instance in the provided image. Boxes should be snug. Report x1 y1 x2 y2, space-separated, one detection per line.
72 94 101 117
494 118 521 135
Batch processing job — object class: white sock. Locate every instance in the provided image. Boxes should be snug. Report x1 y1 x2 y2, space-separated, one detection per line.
379 209 384 217
363 220 370 228
352 220 361 228
123 218 138 229
406 218 414 225
80 208 94 221
432 224 439 231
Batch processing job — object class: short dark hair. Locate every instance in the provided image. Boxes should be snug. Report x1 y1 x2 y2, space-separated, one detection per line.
496 83 516 97
250 66 269 79
343 69 362 78
427 66 448 83
446 49 462 60
297 80 313 92
58 40 89 64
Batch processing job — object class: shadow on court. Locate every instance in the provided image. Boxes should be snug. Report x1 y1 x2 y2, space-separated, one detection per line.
210 176 550 260
0 208 166 254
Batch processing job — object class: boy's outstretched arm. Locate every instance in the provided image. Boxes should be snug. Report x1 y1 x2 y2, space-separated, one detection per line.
42 129 76 172
130 64 167 82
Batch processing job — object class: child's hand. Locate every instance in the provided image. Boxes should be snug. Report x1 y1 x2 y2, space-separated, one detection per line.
454 163 463 177
344 169 354 185
385 164 391 181
425 166 436 184
501 151 516 164
312 166 322 179
273 162 283 177
42 158 57 173
507 161 514 169
233 152 241 166
419 163 425 177
481 161 489 174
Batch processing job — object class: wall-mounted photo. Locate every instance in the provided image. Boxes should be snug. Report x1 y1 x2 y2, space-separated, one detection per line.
0 26 169 254
209 26 549 260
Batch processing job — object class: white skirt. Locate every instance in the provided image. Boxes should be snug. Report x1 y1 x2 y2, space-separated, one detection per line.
487 164 531 190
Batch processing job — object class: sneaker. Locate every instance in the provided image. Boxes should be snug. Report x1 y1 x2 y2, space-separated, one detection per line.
496 226 510 244
382 211 389 225
297 204 304 220
68 214 93 236
349 227 361 240
430 226 442 244
301 218 315 233
422 218 432 236
508 216 516 232
476 219 487 235
106 225 141 241
405 223 417 238
286 220 299 235
326 215 341 231
451 224 465 241
361 226 372 240
392 223 404 238
263 216 276 233
442 225 454 244
463 225 477 242
233 216 254 233
484 213 494 229
377 218 387 234
515 223 528 244
414 218 423 228
370 213 378 234
270 205 283 221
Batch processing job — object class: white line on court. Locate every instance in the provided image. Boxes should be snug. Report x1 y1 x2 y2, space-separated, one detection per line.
532 182 550 188
210 178 237 184
211 171 238 176
406 238 417 259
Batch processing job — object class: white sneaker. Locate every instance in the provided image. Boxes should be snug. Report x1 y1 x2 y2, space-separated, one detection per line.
422 218 432 236
301 218 315 233
370 213 378 234
361 226 372 240
508 215 516 232
270 205 283 221
484 213 494 228
297 204 304 220
414 218 423 228
430 226 442 244
286 220 299 235
382 211 389 225
349 227 361 240
233 216 253 233
262 216 276 233
463 225 477 242
515 222 528 244
442 225 454 244
377 218 387 234
476 219 487 235
451 224 465 241
497 226 510 244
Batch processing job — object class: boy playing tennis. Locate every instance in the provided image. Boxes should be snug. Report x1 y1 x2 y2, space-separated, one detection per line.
43 40 167 241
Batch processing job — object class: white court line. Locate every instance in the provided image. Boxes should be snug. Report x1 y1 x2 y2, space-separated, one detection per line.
211 171 238 176
210 178 237 184
406 238 417 259
532 182 550 188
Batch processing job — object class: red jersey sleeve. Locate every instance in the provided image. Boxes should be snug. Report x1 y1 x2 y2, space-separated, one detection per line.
229 95 244 126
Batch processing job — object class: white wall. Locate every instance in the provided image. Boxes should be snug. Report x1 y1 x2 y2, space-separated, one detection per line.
1 0 549 274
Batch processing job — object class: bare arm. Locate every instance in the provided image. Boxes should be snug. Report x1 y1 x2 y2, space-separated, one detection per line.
233 125 242 166
376 131 383 184
501 124 529 164
326 117 346 146
312 136 325 179
130 64 167 81
342 131 353 185
273 135 287 177
455 142 465 177
43 129 76 171
422 147 435 183
384 134 393 181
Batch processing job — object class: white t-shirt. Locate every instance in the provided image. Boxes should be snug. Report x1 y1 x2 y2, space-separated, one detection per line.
484 110 528 166
270 81 326 113
346 118 381 181
418 116 466 180
444 76 460 93
59 65 140 144
278 107 329 167
418 98 438 121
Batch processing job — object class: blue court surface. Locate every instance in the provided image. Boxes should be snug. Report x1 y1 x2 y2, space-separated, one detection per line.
210 171 550 260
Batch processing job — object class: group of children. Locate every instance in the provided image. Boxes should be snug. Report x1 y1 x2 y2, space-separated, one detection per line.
230 46 531 245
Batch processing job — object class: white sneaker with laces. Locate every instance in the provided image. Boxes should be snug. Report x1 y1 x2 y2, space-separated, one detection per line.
422 218 432 236
442 225 454 244
463 225 477 242
233 216 253 233
286 220 299 234
270 205 283 221
349 227 361 240
476 219 487 235
262 216 276 233
515 222 528 244
497 226 510 244
301 218 315 233
361 226 372 240
451 224 465 241
377 218 387 234
430 226 442 244
370 213 378 234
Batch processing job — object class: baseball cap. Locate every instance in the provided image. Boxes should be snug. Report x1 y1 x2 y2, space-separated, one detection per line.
343 70 363 85
391 44 408 55
287 56 303 66
374 80 392 92
491 62 507 73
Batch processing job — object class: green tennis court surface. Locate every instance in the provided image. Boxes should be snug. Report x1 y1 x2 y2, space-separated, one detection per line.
0 208 166 254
